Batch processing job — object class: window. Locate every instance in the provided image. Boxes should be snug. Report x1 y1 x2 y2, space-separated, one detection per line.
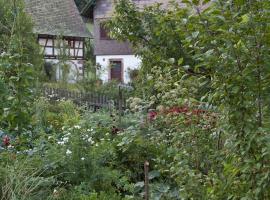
67 39 75 48
38 36 84 60
100 23 112 40
109 60 122 82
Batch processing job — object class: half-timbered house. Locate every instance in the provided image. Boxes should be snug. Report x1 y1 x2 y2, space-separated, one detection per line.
24 0 92 82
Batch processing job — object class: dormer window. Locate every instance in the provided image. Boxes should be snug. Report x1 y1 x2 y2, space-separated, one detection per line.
100 23 112 40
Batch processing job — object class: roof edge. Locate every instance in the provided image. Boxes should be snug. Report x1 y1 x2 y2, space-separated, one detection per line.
80 0 96 16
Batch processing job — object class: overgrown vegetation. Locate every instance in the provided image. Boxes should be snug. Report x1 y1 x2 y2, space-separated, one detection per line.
0 0 42 133
1 0 270 199
107 0 270 199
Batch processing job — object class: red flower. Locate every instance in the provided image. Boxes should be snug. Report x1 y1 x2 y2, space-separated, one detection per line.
166 106 189 114
192 109 206 115
3 135 10 147
148 111 158 121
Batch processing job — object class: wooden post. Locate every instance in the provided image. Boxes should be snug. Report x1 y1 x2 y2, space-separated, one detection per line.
144 161 149 200
118 85 122 124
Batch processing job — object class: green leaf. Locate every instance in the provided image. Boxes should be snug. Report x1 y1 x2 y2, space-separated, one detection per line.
7 96 15 101
157 184 170 193
178 58 184 65
241 14 250 24
134 181 144 188
168 58 175 64
203 0 211 4
192 31 199 38
183 65 190 70
192 0 199 5
149 170 160 180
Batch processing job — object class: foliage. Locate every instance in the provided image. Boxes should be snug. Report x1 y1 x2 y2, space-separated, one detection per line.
0 53 35 132
1 0 270 199
0 154 55 200
107 0 194 99
108 0 270 199
32 98 81 132
0 0 42 133
0 0 42 65
83 39 97 81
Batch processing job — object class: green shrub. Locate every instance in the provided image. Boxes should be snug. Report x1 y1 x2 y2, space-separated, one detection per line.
0 155 55 200
0 0 42 134
32 98 81 131
80 191 126 200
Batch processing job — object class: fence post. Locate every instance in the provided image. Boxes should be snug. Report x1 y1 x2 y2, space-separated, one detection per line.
144 161 149 200
118 85 123 124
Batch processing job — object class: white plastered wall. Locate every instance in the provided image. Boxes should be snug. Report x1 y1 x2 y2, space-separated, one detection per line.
96 55 141 84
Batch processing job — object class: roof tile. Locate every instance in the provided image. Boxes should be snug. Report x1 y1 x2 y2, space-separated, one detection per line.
24 0 92 38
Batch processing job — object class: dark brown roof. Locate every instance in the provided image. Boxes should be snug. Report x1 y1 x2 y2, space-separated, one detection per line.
24 0 92 38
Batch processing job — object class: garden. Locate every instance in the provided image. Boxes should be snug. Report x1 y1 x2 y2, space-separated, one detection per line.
1 0 270 199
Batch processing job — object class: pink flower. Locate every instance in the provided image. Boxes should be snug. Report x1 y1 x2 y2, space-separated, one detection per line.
148 111 157 121
3 135 10 147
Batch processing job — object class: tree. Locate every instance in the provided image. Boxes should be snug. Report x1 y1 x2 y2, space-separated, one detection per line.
107 0 207 101
109 0 270 198
0 0 42 133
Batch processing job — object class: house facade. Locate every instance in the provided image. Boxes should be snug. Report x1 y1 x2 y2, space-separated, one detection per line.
81 0 181 84
24 0 92 82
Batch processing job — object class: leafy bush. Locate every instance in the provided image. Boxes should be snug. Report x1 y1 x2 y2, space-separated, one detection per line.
0 0 42 134
32 98 81 131
108 0 270 199
2 0 270 199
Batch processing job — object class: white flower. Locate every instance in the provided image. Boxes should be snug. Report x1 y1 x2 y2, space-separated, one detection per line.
65 132 71 136
87 137 95 145
66 149 72 155
61 126 66 131
87 137 93 142
74 125 81 129
48 136 53 140
95 144 99 147
87 129 90 132
105 132 109 136
62 137 69 143
81 157 85 161
57 141 65 145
